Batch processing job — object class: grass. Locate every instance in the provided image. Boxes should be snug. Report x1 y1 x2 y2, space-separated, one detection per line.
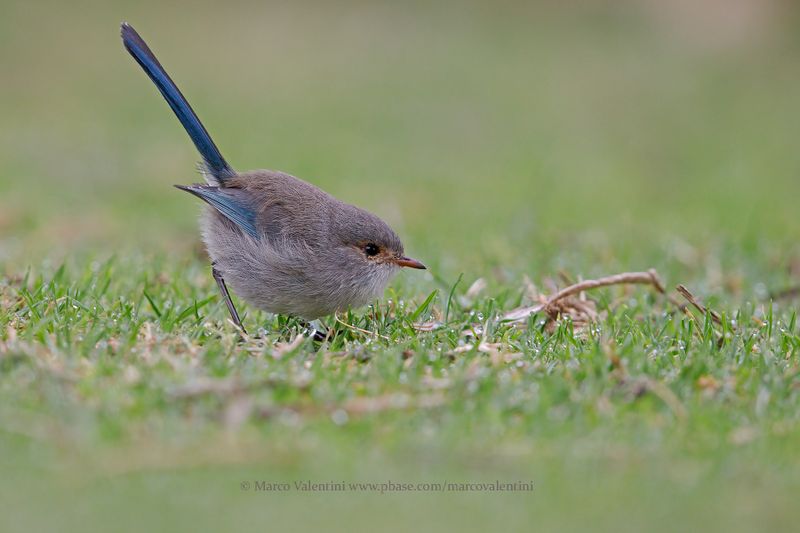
3 246 800 532
2 1 800 531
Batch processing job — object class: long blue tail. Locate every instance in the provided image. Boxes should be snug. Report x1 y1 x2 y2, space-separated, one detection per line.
121 23 234 183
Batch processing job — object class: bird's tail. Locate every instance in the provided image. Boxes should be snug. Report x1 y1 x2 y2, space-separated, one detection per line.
121 22 234 184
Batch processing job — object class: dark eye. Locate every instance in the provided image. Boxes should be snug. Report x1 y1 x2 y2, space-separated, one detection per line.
363 243 380 257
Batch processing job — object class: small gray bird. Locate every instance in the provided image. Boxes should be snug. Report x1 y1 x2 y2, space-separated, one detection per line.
121 23 425 333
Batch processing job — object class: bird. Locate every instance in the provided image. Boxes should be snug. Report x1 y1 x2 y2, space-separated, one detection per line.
120 23 425 334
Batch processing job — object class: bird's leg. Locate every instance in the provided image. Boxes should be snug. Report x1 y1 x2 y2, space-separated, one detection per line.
301 319 330 342
211 263 246 334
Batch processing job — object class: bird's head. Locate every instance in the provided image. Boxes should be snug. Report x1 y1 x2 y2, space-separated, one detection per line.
332 205 425 273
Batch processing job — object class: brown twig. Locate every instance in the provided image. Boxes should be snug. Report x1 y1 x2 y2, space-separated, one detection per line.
676 284 724 326
545 269 665 307
334 314 391 341
675 284 733 349
503 269 666 326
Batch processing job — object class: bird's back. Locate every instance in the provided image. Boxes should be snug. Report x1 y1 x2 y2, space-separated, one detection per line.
226 170 340 246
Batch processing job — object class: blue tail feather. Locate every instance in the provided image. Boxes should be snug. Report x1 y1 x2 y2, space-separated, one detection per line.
121 23 234 183
175 185 259 238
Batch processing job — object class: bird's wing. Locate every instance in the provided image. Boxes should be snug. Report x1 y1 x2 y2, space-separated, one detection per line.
175 185 258 238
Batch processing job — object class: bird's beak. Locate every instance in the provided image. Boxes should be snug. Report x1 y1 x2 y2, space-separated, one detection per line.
394 256 426 269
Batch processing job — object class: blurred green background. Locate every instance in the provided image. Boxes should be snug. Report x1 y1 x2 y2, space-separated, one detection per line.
2 0 799 270
2 0 800 531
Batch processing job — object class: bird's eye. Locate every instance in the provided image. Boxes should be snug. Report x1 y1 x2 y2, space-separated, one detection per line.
364 243 380 257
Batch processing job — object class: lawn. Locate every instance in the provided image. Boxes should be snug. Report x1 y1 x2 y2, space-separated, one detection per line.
2 1 800 531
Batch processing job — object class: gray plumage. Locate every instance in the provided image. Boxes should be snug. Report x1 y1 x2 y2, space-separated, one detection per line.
121 23 425 325
199 170 409 319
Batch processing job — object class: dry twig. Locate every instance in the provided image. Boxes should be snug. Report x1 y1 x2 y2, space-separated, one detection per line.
334 314 391 341
546 270 665 306
676 284 724 326
503 269 666 331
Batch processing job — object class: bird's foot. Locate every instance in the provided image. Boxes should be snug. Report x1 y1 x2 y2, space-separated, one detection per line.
302 320 332 343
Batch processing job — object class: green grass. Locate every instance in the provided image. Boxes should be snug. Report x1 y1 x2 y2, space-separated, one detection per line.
2 1 800 531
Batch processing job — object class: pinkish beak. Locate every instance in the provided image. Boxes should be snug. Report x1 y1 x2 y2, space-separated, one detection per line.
394 256 426 269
